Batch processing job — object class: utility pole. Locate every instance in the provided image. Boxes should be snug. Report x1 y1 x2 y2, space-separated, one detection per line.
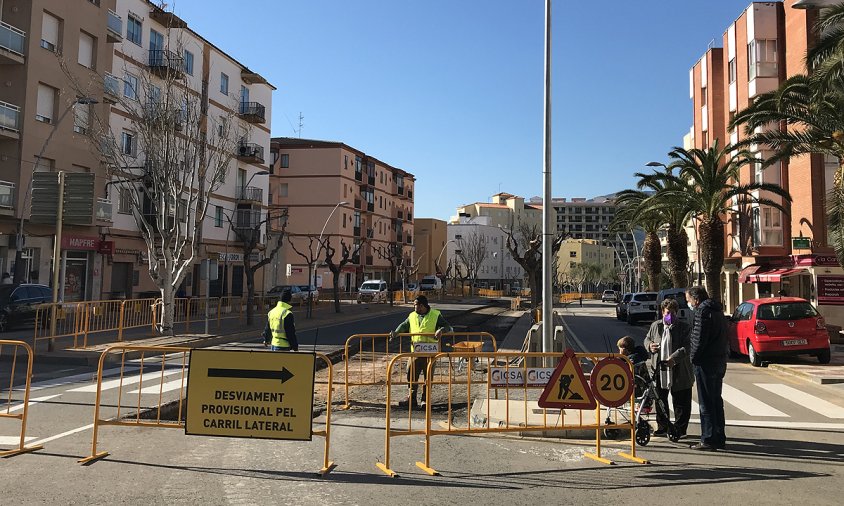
297 112 304 138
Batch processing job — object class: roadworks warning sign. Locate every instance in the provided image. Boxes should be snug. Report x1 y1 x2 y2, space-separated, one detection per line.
537 348 597 410
186 349 316 441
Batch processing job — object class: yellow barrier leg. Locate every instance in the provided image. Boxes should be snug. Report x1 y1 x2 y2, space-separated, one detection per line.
0 444 44 458
618 452 649 464
584 403 615 465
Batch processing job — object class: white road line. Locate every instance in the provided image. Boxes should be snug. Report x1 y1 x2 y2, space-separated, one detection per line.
722 384 788 417
688 418 844 430
756 383 844 419
25 367 139 391
3 394 61 413
68 369 183 393
28 424 94 446
0 436 37 445
129 376 188 395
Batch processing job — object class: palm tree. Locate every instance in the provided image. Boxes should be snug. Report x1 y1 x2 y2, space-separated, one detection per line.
654 141 792 300
730 4 844 264
635 166 696 288
611 190 663 292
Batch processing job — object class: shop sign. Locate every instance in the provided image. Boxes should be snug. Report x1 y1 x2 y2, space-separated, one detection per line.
792 254 841 268
817 276 844 306
97 241 115 255
217 252 260 263
792 237 812 249
61 235 99 251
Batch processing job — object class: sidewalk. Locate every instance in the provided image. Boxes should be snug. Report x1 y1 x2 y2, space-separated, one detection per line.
558 300 844 385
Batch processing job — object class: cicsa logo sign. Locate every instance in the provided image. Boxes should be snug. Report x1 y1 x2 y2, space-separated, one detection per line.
489 367 555 387
412 342 440 353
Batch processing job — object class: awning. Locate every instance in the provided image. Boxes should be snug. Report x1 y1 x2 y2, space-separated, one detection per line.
740 265 807 283
738 265 761 283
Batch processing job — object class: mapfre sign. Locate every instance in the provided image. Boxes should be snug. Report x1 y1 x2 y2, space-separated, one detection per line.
61 235 99 251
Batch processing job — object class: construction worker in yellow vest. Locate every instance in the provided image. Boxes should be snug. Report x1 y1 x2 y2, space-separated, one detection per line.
389 295 451 409
263 290 299 351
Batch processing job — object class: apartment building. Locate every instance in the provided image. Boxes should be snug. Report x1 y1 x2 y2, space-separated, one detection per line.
0 0 119 300
268 137 415 292
446 215 523 290
551 196 639 268
0 0 273 301
453 192 542 230
414 218 447 278
556 238 614 290
689 1 844 326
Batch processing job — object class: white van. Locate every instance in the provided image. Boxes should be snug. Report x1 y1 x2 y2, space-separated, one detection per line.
657 287 693 325
357 279 388 303
419 275 442 291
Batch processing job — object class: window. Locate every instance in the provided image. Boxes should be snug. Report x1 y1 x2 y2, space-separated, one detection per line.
279 183 288 198
149 29 163 51
41 12 60 52
748 39 778 79
126 14 142 46
177 198 187 222
36 84 56 123
220 73 229 95
214 206 223 227
73 102 90 134
78 31 95 68
118 187 132 214
728 57 737 83
121 131 135 155
280 154 289 168
183 49 194 75
123 74 138 99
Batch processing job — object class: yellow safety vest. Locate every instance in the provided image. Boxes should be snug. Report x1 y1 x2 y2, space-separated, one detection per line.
268 301 293 348
408 309 441 344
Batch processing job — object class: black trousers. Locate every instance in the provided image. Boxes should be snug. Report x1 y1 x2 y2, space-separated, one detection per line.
656 387 693 435
406 356 436 402
694 364 727 447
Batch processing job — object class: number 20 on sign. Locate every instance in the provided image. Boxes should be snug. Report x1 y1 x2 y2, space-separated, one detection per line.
589 357 634 408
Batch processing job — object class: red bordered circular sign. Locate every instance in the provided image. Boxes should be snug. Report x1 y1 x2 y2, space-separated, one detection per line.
589 357 634 408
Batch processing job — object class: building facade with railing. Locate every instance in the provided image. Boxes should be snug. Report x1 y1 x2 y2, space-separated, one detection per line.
268 137 415 293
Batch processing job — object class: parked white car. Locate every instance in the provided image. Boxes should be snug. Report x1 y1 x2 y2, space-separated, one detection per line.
357 280 388 303
625 292 659 324
419 275 442 291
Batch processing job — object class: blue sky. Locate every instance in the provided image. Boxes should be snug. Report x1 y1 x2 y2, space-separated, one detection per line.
171 0 764 220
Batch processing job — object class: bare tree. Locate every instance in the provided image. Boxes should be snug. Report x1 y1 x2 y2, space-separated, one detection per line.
456 231 489 296
226 208 288 324
504 219 564 309
64 32 242 333
287 234 321 318
374 242 403 306
320 236 364 313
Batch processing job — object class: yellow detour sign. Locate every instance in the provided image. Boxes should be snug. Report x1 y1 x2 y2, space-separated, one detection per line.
186 349 315 441
537 349 596 410
590 357 634 408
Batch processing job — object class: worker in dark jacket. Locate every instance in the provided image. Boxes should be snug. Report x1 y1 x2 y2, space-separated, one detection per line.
686 286 727 451
263 290 298 351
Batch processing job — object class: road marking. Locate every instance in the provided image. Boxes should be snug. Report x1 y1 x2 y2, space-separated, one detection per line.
26 367 139 391
688 418 844 430
3 394 61 413
129 376 188 395
68 369 183 393
722 384 788 417
756 383 844 418
28 424 94 446
0 436 37 445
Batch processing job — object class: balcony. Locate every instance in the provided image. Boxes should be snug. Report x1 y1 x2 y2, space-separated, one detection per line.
354 226 361 237
366 202 374 213
95 198 113 223
148 49 184 79
0 180 14 209
236 142 264 163
235 186 263 203
367 174 375 186
0 101 20 140
354 170 363 184
106 10 122 43
234 208 262 229
0 21 25 64
238 102 266 124
104 73 120 102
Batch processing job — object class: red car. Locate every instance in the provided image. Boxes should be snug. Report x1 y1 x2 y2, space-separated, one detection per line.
728 297 831 367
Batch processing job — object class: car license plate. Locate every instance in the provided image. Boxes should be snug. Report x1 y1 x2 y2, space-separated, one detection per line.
782 339 808 346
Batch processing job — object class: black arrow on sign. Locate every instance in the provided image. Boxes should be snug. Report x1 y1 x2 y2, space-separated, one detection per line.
207 367 295 384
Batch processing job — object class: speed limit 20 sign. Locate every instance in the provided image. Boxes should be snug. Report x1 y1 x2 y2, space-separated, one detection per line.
590 357 634 407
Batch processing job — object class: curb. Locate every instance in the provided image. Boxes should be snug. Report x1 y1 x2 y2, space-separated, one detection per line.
766 363 844 385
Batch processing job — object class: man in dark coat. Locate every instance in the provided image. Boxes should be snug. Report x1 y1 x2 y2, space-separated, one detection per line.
686 286 728 451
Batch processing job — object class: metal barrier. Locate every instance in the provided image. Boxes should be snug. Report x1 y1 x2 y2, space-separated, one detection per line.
78 345 335 475
33 302 87 348
477 288 503 297
342 332 497 409
375 351 647 477
0 340 43 457
559 292 600 302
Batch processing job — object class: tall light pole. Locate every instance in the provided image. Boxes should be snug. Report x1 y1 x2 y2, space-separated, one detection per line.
435 239 456 275
14 96 98 284
310 201 347 316
541 0 554 354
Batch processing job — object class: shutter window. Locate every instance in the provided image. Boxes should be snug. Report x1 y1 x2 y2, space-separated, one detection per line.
41 12 60 51
36 84 55 123
78 31 95 68
73 103 90 134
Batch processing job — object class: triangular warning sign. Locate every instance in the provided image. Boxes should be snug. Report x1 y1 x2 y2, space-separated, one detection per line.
537 348 596 410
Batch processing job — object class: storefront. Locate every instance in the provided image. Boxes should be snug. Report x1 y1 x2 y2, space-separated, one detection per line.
59 234 105 302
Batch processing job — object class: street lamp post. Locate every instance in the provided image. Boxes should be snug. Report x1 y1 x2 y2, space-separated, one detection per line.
310 201 348 317
541 0 553 354
14 97 98 285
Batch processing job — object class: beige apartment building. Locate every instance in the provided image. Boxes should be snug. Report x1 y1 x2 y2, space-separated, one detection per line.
268 137 415 292
0 0 273 301
453 192 542 230
689 1 844 327
556 238 614 290
414 218 447 278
